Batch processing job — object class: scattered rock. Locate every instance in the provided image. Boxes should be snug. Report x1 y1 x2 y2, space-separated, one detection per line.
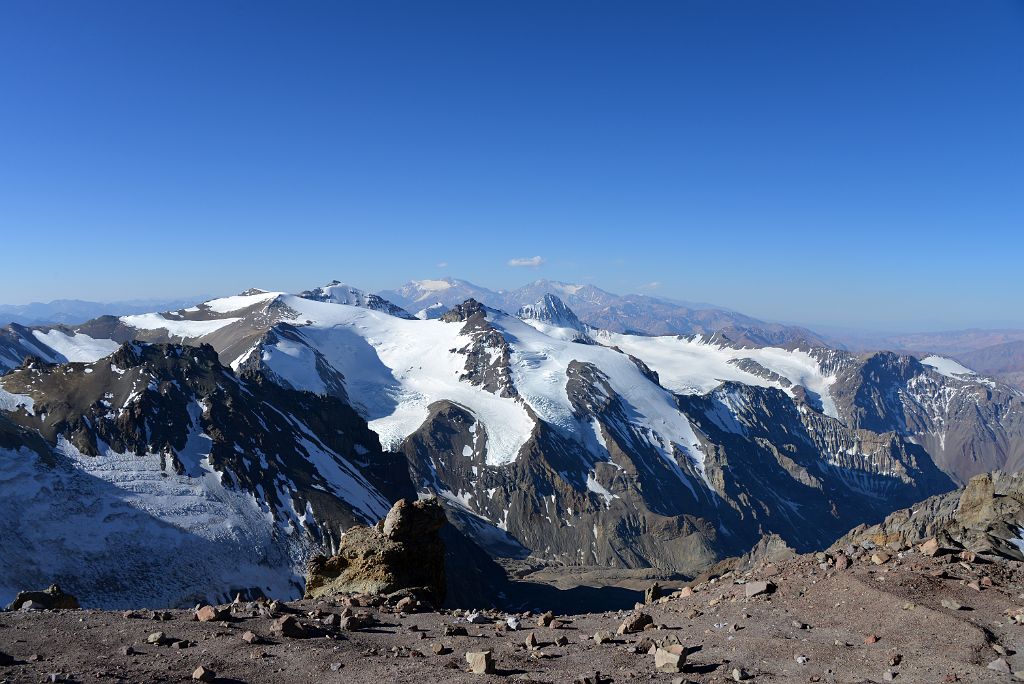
644 583 664 604
594 630 612 644
466 650 494 674
506 616 521 630
146 632 167 645
5 584 80 612
865 634 879 644
195 605 228 623
654 644 686 673
241 630 260 644
941 599 963 611
192 665 216 682
270 615 315 639
525 632 539 650
432 643 451 655
617 612 653 635
919 538 941 557
871 551 891 565
732 667 750 681
988 657 1011 674
745 580 775 598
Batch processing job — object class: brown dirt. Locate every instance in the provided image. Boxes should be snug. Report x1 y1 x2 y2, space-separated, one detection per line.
1 549 1021 683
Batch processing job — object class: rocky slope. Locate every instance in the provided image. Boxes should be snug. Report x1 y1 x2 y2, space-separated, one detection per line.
3 522 1024 683
0 342 408 608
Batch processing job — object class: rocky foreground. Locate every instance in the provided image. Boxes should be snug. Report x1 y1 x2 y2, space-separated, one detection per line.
1 541 1023 683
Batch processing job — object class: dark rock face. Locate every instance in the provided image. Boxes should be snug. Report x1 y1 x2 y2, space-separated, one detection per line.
837 471 1024 561
828 351 1024 483
305 498 447 604
6 584 79 611
0 342 412 608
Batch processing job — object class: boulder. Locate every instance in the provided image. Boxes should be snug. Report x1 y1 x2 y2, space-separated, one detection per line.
617 612 653 635
466 650 494 674
644 583 664 604
305 498 448 605
744 580 775 598
195 605 229 622
654 644 686 673
5 584 79 612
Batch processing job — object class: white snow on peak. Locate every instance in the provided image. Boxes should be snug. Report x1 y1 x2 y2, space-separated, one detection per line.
261 296 535 467
31 330 120 363
0 385 35 415
204 291 282 314
921 355 977 380
597 331 840 419
120 313 242 338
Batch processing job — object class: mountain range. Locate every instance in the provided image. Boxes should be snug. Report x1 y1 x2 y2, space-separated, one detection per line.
1 279 1022 608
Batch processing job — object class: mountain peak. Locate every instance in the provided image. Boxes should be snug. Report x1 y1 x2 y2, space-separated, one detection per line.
516 294 589 340
299 282 414 319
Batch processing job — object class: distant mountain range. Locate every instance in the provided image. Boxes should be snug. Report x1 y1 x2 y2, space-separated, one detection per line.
0 297 206 326
2 278 1022 608
380 277 830 347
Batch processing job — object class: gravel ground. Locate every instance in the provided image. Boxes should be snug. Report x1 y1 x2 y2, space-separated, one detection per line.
1 548 1022 683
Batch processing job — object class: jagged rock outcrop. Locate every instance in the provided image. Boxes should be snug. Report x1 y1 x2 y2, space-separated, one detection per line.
305 498 448 604
5 584 79 611
836 471 1024 560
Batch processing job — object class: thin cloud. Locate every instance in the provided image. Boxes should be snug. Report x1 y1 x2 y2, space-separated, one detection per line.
639 281 660 290
508 256 545 268
436 261 448 268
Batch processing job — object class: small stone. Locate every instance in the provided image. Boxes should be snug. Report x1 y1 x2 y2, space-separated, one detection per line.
941 599 963 611
192 665 216 682
732 667 750 681
195 605 226 622
330 662 344 672
120 646 135 656
444 624 468 637
993 644 1007 655
796 655 809 664
466 612 488 624
871 551 891 565
835 554 849 571
146 632 166 645
988 657 1011 674
506 616 521 630
466 650 494 674
555 635 569 647
745 581 775 598
19 600 45 611
271 615 310 638
594 630 612 644
537 611 555 627
432 643 451 655
525 632 539 649
883 670 897 681
654 644 686 673
919 538 941 557
791 620 807 630
323 613 341 628
241 630 260 644
864 634 879 644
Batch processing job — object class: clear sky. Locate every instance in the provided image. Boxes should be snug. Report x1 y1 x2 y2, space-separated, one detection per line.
1 1 1022 331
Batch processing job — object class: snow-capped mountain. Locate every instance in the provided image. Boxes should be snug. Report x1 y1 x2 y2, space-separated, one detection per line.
380 277 829 346
516 293 591 342
1 283 1022 606
0 341 409 608
299 281 415 319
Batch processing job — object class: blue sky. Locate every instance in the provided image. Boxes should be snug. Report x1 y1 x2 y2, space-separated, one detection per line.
1 1 1022 331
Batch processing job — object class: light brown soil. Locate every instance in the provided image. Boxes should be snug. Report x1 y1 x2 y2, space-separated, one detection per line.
1 549 1021 683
